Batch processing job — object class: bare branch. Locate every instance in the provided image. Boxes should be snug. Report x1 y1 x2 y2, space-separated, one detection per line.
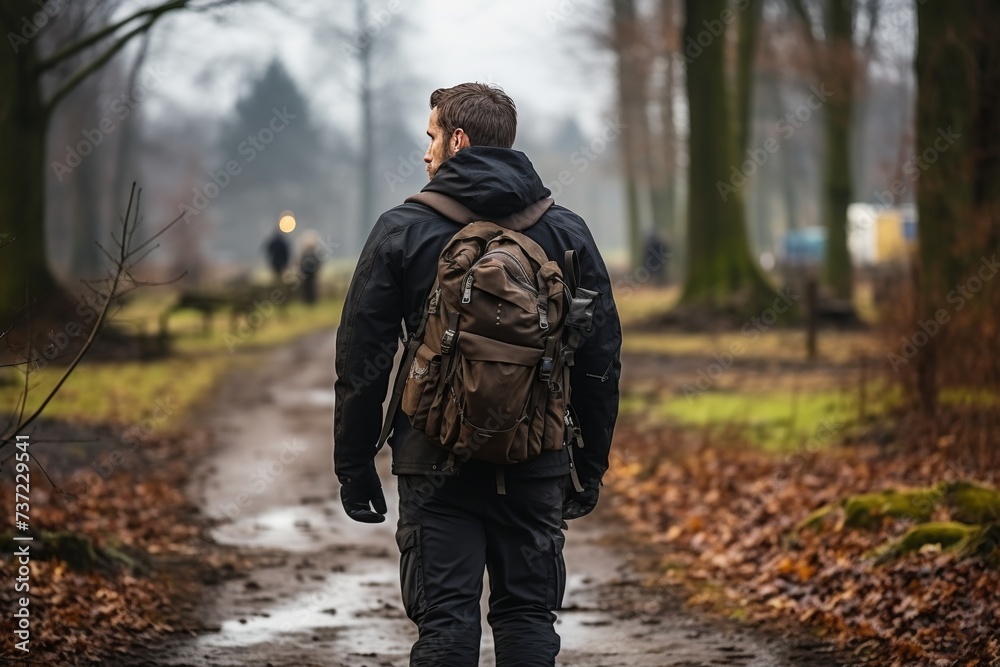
5 185 138 441
44 20 155 115
124 211 187 261
0 233 17 252
36 0 190 74
787 0 820 48
861 0 879 56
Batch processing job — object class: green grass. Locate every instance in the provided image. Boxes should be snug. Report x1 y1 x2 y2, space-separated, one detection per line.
112 293 343 355
939 387 1000 409
623 386 897 452
2 355 234 429
167 299 342 354
623 329 884 365
611 286 680 327
1 296 343 429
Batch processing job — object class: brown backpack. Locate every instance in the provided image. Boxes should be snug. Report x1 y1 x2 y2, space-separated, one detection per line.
376 220 596 493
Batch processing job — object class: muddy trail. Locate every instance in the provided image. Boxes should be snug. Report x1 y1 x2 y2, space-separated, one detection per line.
135 331 848 667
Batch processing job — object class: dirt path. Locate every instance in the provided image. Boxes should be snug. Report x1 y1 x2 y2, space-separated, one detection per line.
139 331 847 667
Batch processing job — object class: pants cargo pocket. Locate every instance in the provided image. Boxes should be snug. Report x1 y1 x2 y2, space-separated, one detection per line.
395 523 426 622
545 531 567 611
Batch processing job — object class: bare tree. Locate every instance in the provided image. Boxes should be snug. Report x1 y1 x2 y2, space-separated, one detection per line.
2 185 184 487
0 0 236 315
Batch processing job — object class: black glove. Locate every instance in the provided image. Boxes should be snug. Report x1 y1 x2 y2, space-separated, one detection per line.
562 484 600 521
339 461 387 523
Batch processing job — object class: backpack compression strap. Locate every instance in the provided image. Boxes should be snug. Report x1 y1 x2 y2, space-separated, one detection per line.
375 298 432 454
559 249 599 493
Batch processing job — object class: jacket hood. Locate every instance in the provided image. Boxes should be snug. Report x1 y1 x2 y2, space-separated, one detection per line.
422 146 551 219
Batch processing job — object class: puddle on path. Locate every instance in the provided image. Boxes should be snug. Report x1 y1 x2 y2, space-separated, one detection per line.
138 333 848 667
272 388 336 408
200 567 408 654
210 504 341 552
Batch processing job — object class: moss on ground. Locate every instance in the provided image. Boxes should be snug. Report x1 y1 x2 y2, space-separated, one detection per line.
1 530 147 572
798 481 1000 565
942 481 1000 524
871 522 982 564
842 488 942 528
801 481 1000 532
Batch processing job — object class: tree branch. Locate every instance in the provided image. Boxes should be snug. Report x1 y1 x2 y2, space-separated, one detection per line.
5 186 138 442
861 0 879 57
35 0 190 74
43 20 155 115
787 0 820 48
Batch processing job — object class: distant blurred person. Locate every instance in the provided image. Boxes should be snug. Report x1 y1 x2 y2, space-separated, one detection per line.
298 231 324 305
264 228 290 282
644 230 670 286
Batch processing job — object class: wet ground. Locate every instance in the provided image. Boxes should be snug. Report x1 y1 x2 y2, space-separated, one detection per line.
134 331 851 667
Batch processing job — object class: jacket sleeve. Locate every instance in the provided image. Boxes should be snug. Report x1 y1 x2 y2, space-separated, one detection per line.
333 218 404 484
568 238 623 490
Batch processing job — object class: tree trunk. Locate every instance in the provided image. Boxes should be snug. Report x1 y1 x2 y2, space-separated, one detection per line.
658 53 677 237
0 18 58 315
914 0 1000 412
357 0 376 245
821 0 855 301
70 155 104 279
657 0 680 250
680 0 775 311
736 0 762 154
653 50 679 280
612 0 652 271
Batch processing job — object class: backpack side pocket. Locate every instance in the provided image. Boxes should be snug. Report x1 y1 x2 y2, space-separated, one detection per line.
401 344 441 432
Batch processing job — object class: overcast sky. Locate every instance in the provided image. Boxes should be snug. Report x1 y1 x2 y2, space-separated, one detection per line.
142 0 617 143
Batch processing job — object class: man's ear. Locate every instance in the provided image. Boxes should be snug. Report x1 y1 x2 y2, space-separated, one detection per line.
452 128 471 152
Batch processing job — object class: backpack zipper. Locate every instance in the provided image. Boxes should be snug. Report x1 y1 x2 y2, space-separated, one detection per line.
462 249 537 304
502 264 539 295
462 273 474 303
488 249 534 289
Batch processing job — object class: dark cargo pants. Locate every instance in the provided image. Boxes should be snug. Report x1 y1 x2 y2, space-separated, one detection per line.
395 462 567 666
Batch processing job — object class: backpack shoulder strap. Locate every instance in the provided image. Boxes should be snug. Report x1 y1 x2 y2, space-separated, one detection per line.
406 191 480 225
563 250 580 297
405 191 555 232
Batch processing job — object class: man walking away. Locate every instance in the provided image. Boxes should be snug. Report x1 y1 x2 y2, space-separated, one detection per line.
334 83 622 666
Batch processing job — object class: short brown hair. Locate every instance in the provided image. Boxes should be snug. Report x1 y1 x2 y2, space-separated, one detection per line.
429 83 517 148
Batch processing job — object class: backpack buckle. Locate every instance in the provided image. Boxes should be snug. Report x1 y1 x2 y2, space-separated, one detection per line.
441 329 456 355
538 356 553 382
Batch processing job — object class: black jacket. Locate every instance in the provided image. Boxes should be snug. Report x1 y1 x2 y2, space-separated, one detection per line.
333 147 622 488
